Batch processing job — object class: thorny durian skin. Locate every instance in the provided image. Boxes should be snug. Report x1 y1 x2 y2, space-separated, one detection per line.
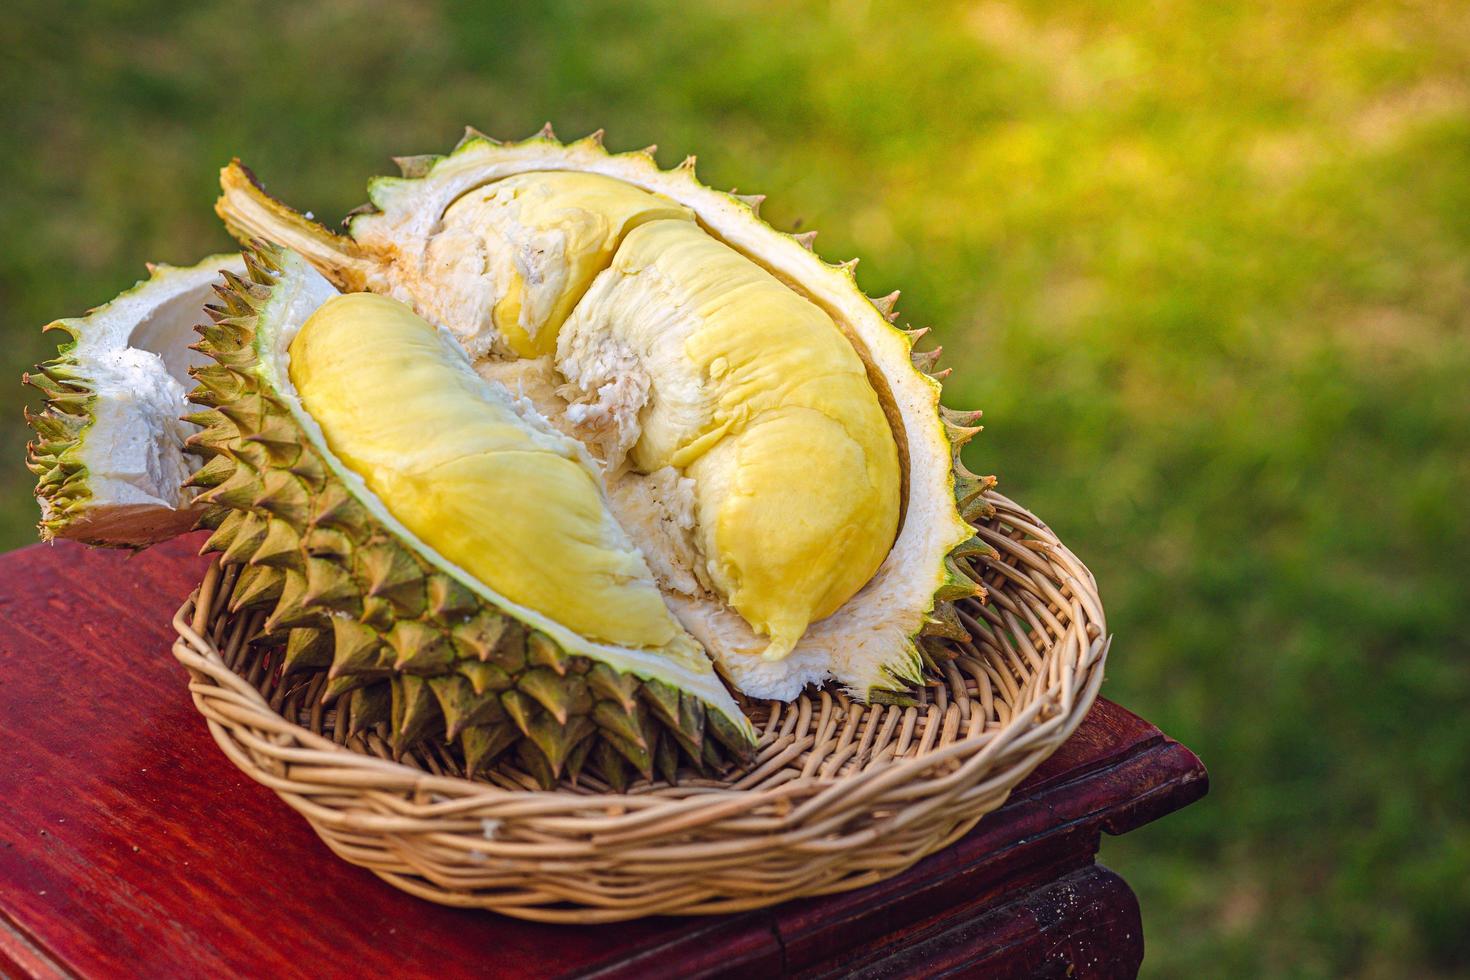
434 171 691 358
287 292 691 655
562 218 903 661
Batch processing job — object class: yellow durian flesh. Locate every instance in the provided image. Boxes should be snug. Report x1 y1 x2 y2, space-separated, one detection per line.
558 218 902 661
287 292 691 656
426 172 692 358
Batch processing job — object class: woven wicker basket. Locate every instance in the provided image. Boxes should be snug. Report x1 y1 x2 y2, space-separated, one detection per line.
169 489 1107 922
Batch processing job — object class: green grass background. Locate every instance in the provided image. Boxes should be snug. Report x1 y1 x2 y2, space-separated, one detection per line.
3 1 1467 974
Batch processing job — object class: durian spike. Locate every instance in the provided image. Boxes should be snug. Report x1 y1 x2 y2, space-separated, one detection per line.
348 684 392 736
593 699 651 752
230 562 284 612
919 601 970 642
323 671 372 703
201 509 249 555
564 736 595 785
281 627 331 677
951 534 1000 562
942 411 984 449
654 730 680 784
457 126 498 151
461 724 518 779
327 617 389 680
872 290 900 319
391 675 442 757
734 193 765 216
516 741 557 789
911 346 944 374
393 155 441 179
591 740 630 793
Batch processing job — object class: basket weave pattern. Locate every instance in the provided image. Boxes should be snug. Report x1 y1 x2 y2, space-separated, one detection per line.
170 490 1107 922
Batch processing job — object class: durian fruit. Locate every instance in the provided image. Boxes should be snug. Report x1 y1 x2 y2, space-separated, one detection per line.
216 127 995 703
186 245 754 789
24 255 246 546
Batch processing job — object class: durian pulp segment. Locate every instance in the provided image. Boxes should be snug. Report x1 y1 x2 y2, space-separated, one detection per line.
418 172 692 359
287 292 705 667
556 219 902 662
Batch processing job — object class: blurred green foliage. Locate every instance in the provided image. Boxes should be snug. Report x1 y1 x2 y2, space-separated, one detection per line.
3 0 1467 974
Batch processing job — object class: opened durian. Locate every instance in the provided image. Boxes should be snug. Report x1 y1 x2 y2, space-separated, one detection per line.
187 247 754 788
24 255 245 546
24 126 997 787
216 127 995 704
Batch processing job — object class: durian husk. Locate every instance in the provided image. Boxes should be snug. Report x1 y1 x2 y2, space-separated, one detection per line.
184 246 755 789
24 353 96 541
24 256 245 547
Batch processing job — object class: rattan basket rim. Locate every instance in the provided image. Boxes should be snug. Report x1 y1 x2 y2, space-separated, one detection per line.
169 489 1109 921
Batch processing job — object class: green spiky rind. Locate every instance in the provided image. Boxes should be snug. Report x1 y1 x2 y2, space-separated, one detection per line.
218 126 996 704
186 246 754 789
23 344 96 542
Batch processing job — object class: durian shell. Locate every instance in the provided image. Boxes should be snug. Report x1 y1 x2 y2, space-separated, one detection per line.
24 256 246 547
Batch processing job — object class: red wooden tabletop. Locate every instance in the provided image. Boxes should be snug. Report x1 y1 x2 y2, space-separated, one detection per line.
0 536 1206 979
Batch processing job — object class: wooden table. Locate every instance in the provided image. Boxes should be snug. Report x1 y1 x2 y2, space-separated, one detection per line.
0 536 1206 979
